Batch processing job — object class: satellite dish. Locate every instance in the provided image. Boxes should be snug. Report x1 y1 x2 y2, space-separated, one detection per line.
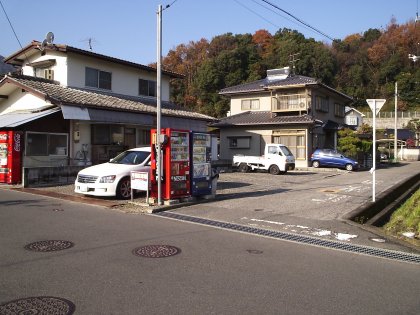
299 102 306 108
46 32 54 44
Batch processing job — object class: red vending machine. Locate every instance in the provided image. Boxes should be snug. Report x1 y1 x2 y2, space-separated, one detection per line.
150 128 191 200
0 131 23 184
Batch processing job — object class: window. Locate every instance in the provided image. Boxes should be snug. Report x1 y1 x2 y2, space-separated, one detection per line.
92 125 126 145
85 67 112 90
228 137 250 148
139 79 157 97
273 130 306 159
26 132 68 156
241 99 260 110
44 69 54 80
315 96 329 112
334 103 345 117
273 94 307 111
137 129 151 145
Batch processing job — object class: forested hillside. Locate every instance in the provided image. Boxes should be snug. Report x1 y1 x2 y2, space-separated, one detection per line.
160 19 419 118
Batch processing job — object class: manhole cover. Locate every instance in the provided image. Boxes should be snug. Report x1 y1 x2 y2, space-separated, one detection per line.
132 245 181 258
0 296 75 315
24 240 74 252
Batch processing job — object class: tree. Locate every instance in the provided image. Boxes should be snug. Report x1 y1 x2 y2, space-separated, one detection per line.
338 128 361 157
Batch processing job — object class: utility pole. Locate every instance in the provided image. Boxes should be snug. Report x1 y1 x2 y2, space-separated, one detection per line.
156 4 163 205
394 82 398 162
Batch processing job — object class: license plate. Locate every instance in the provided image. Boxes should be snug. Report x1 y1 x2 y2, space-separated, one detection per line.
79 184 88 192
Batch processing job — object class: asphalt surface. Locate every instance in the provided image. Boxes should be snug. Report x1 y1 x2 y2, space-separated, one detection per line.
1 161 419 254
0 188 419 315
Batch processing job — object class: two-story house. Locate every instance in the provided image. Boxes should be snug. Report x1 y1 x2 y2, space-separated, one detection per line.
0 39 214 183
212 67 353 167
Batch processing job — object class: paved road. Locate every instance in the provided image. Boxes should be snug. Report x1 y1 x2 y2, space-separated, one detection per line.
0 189 419 314
172 162 420 252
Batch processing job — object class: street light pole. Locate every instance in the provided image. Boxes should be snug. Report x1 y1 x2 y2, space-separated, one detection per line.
156 4 162 205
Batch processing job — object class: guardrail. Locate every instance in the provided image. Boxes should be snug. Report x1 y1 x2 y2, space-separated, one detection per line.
362 111 420 119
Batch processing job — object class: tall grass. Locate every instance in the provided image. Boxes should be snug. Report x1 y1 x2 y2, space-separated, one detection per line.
384 188 420 244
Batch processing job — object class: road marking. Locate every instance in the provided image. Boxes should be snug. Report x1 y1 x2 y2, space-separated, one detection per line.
241 217 358 242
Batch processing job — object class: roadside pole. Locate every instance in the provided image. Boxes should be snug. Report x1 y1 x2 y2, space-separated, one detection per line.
156 4 162 205
367 99 386 202
394 82 398 162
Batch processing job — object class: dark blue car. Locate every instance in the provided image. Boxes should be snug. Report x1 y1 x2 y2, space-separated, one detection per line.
310 149 358 171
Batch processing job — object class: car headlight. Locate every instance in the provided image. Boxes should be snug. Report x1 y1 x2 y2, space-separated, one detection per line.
99 175 116 183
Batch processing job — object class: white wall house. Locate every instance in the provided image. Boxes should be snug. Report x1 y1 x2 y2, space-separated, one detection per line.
0 40 214 182
212 67 353 167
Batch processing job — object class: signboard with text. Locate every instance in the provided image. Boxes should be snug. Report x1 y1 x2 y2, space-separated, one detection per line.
131 171 149 191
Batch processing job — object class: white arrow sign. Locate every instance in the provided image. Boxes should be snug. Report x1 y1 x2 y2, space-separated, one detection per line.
366 99 386 116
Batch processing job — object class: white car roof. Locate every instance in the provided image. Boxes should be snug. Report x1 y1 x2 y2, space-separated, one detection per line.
128 147 151 152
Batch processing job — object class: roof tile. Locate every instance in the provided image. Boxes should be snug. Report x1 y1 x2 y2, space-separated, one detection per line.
3 74 215 122
211 111 315 127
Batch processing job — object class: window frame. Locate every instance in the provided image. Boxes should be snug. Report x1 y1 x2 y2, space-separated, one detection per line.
227 136 251 149
25 132 68 157
315 96 329 112
241 99 260 111
85 67 112 90
334 103 345 117
138 79 157 97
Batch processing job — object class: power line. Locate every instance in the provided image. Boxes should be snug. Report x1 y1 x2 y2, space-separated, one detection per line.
233 0 280 29
0 0 25 51
163 0 179 11
259 0 335 41
249 0 324 37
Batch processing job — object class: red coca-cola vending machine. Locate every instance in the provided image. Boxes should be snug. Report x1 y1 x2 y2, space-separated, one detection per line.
0 131 23 184
150 128 191 200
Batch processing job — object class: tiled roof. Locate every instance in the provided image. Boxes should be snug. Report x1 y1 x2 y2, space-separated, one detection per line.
210 111 315 127
219 74 352 101
219 75 318 95
1 74 215 122
5 41 184 79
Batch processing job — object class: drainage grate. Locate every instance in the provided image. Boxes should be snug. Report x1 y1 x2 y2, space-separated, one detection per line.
24 240 74 252
132 245 181 258
155 212 420 264
0 296 75 315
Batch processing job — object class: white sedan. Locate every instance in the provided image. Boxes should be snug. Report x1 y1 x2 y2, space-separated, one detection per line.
74 147 151 199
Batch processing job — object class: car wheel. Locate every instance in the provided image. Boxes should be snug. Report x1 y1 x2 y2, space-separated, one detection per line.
238 163 250 173
116 177 131 199
345 164 354 171
269 165 280 175
312 160 320 168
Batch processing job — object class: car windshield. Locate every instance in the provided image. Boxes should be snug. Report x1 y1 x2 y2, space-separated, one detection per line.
279 146 293 156
110 151 150 165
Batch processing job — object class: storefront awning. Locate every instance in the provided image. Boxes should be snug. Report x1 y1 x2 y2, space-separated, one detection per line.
61 105 153 125
0 108 61 128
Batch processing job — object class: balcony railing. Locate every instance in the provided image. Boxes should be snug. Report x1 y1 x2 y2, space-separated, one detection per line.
272 94 308 112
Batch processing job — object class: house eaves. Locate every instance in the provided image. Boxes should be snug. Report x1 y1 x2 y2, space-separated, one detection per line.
219 74 353 102
1 74 216 122
210 111 315 127
5 41 184 79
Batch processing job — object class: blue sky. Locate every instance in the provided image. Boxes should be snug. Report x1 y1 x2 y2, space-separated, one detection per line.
1 0 417 65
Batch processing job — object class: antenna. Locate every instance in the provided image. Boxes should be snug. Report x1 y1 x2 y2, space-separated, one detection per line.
289 53 300 75
40 39 48 51
80 37 97 51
